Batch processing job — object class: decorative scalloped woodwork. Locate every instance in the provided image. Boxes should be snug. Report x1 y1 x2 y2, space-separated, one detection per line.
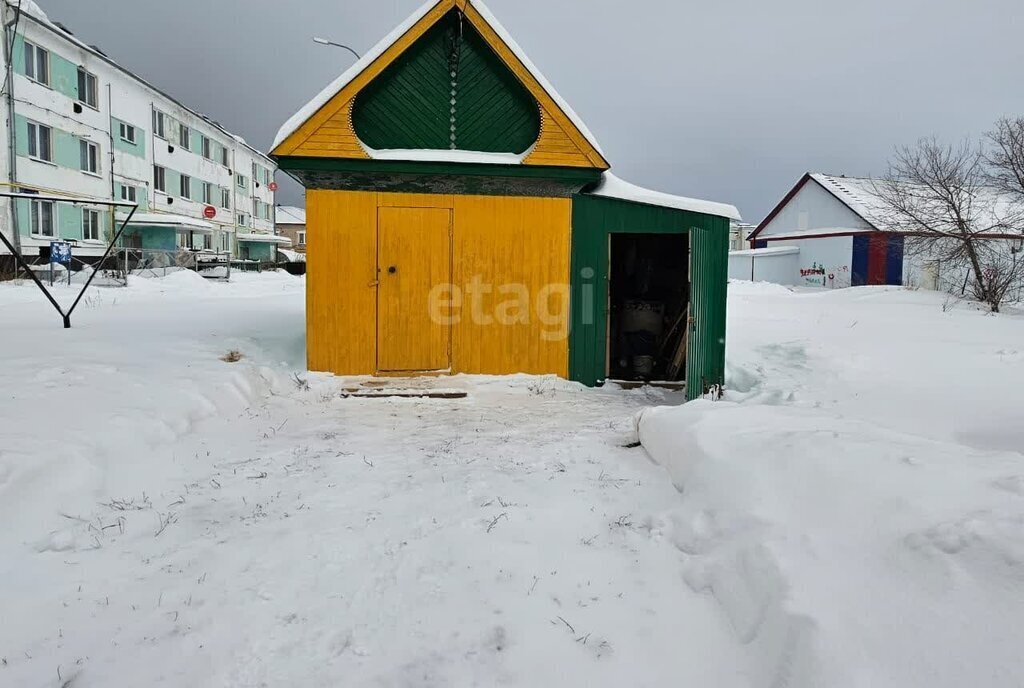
524 108 594 168
289 100 369 159
275 0 609 170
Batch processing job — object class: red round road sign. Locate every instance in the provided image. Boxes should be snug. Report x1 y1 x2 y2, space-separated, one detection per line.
203 205 217 219
268 181 279 192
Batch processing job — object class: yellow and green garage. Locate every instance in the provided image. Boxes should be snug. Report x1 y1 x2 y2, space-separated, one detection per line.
272 0 740 400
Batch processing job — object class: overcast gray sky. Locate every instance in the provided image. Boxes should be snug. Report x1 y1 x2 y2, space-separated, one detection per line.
40 0 1024 222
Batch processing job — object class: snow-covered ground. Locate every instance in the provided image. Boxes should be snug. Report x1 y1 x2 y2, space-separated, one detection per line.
641 282 1024 687
2 273 1023 687
0 272 743 687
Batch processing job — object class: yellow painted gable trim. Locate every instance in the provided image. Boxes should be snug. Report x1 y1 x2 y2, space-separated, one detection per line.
273 0 609 171
461 4 609 170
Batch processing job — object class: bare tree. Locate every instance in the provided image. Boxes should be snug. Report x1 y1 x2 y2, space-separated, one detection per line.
987 117 1024 201
874 136 1024 312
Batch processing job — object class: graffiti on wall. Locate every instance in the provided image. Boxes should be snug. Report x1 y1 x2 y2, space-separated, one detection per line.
800 262 850 288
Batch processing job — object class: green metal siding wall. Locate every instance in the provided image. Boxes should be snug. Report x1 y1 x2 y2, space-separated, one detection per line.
685 225 729 399
352 9 539 153
569 194 730 401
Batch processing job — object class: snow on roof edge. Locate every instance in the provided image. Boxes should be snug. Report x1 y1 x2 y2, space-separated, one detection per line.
729 246 800 257
275 205 307 224
272 0 605 160
588 173 742 222
117 212 215 231
237 233 293 245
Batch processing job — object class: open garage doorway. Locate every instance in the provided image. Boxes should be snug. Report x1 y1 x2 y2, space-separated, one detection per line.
607 233 690 382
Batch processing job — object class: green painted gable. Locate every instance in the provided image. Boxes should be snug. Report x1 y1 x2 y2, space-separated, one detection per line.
352 9 540 154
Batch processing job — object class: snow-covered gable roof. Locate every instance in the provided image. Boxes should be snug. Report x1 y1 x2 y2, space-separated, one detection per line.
588 173 742 222
272 0 604 162
753 172 1023 242
750 173 885 242
809 174 892 229
752 172 1024 242
275 206 306 225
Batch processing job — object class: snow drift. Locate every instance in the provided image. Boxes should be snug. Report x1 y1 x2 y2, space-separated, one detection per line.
639 282 1024 688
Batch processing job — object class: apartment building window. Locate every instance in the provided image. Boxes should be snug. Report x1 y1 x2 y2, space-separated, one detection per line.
26 121 52 161
80 140 99 174
202 182 212 205
236 173 246 189
120 184 137 203
30 199 54 236
252 199 259 219
237 212 248 227
221 231 230 252
119 122 136 144
82 209 100 241
153 165 166 193
219 146 229 167
153 109 167 139
220 187 230 209
77 68 98 108
24 41 49 86
297 231 306 246
178 123 190 150
179 174 192 200
176 231 190 249
201 135 212 160
202 234 212 250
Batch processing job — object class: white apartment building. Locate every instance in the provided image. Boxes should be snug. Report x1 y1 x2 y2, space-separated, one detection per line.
0 0 279 266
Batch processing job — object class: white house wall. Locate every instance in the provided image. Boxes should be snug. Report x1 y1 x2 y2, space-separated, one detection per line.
729 249 800 285
758 179 873 238
770 235 854 288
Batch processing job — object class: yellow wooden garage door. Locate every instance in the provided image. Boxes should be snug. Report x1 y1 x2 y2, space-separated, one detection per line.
377 206 453 372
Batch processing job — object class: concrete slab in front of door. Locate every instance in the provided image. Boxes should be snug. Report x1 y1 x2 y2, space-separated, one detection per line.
338 376 468 400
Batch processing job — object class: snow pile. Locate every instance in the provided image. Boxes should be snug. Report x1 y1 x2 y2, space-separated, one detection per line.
12 0 49 22
640 282 1024 687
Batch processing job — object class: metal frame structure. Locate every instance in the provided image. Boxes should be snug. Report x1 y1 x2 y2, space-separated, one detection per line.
0 190 137 328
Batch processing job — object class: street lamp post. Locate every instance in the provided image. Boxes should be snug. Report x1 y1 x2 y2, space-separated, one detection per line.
312 37 361 61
